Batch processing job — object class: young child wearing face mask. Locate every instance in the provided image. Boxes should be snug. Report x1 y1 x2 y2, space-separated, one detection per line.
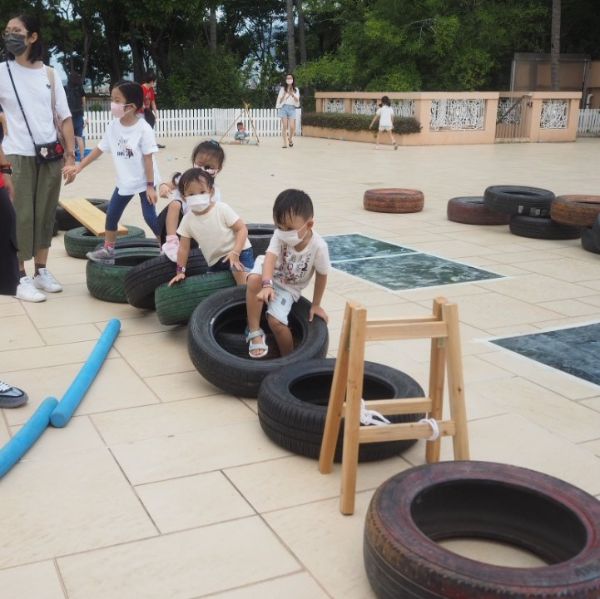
64 80 160 264
245 189 330 359
158 140 225 262
168 168 253 287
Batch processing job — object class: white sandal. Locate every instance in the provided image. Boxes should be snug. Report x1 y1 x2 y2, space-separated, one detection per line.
246 328 268 359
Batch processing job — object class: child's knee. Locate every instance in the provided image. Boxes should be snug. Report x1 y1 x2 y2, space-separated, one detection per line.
246 273 261 293
267 313 288 333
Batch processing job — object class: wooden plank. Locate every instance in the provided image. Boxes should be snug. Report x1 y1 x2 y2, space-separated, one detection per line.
342 397 432 415
365 321 448 341
359 420 456 443
59 198 127 236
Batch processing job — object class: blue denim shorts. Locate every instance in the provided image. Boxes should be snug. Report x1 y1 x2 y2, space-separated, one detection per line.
278 104 296 119
208 247 255 273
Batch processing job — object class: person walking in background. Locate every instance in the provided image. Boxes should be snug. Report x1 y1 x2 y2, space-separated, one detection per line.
369 96 398 150
0 14 76 303
65 71 86 161
275 73 300 149
141 71 165 148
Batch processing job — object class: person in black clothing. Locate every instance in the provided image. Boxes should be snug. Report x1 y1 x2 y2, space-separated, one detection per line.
65 72 86 160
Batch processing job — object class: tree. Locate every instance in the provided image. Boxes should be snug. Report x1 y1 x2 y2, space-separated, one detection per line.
551 0 561 90
296 0 307 64
286 0 296 71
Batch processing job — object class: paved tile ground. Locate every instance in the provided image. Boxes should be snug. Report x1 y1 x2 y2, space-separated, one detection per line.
1 135 600 598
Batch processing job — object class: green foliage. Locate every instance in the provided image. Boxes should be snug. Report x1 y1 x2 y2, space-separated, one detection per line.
302 111 421 135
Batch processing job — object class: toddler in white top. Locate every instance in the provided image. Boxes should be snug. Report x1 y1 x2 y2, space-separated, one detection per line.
245 189 330 358
369 95 398 150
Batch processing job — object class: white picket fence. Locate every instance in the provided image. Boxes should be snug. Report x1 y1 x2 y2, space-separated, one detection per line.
578 109 600 137
84 108 301 141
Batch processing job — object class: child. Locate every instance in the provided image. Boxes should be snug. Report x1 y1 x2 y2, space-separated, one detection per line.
369 96 398 150
168 168 253 287
245 189 330 359
158 140 224 261
234 122 249 143
64 80 159 264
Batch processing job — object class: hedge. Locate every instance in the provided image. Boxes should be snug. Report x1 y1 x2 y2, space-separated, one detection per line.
301 112 421 135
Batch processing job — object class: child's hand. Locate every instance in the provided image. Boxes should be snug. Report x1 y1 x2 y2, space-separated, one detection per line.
309 304 329 324
62 164 80 184
159 182 172 198
168 273 185 286
257 287 275 303
147 186 158 205
224 251 243 272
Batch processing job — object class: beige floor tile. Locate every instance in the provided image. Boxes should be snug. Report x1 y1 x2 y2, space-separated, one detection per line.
578 294 600 308
144 370 222 402
57 282 90 298
0 339 118 373
57 517 300 599
114 329 193 377
485 324 541 336
581 438 600 457
207 572 329 599
111 420 290 485
403 413 600 495
264 492 376 599
226 455 411 513
38 322 103 345
477 349 599 401
482 249 568 264
534 299 600 317
0 300 25 317
0 561 65 599
482 274 596 303
467 378 600 443
580 280 600 292
581 397 600 413
3 358 158 426
532 315 600 330
0 413 10 445
92 396 255 445
96 315 174 336
0 448 156 568
136 471 254 533
0 315 45 351
516 257 600 283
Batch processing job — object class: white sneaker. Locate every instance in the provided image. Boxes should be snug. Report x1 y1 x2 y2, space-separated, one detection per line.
33 268 63 293
16 276 46 303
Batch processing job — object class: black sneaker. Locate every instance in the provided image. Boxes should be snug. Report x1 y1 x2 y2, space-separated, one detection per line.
0 380 28 408
157 143 166 149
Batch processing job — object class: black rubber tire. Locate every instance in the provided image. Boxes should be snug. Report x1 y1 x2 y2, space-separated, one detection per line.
64 225 145 259
581 228 600 254
55 198 109 231
86 247 161 303
364 461 600 599
592 215 600 249
94 238 160 251
155 272 236 325
446 196 511 225
188 286 329 398
52 219 59 237
247 223 275 256
257 359 424 462
484 185 555 217
509 215 581 240
124 248 209 310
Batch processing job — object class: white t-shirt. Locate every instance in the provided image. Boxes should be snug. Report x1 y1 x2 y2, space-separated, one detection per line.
377 105 395 129
98 118 159 195
0 61 71 156
266 231 330 301
276 87 300 108
177 201 251 266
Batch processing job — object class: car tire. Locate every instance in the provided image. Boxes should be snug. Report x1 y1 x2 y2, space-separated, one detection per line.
364 189 424 213
550 195 600 227
508 215 581 240
64 225 145 259
483 185 554 217
447 196 510 225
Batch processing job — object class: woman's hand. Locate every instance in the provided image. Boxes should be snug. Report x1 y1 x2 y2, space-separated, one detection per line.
146 186 158 205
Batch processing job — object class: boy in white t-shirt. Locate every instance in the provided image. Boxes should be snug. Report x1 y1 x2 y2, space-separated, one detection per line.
245 189 330 358
369 96 398 150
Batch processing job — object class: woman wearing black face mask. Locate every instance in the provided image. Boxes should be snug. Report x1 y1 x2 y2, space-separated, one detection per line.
0 14 76 303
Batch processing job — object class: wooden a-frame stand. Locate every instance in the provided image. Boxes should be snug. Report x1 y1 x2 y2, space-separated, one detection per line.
318 298 470 515
218 102 260 145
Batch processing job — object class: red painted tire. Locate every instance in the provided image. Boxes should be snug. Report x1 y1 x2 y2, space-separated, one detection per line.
364 188 424 213
447 197 510 225
364 461 600 598
551 195 600 227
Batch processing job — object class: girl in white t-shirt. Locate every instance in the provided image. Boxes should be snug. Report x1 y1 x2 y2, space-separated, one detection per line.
168 168 253 287
64 81 159 264
369 96 398 150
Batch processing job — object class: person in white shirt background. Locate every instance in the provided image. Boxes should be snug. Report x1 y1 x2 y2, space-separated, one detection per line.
64 80 160 265
0 14 76 303
369 95 398 150
275 73 300 149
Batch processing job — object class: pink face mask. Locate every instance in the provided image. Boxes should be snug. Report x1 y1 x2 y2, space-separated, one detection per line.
110 102 128 119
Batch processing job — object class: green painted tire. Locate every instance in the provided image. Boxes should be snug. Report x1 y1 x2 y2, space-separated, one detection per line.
155 271 235 325
86 247 160 303
65 225 145 259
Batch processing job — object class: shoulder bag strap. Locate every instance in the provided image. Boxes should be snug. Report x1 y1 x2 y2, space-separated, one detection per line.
5 59 38 147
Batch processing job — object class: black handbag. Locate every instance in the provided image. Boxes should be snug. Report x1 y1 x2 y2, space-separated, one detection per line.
5 59 65 164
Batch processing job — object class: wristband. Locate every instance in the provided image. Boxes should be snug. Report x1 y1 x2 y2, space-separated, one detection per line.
262 279 274 288
146 181 155 187
176 265 186 274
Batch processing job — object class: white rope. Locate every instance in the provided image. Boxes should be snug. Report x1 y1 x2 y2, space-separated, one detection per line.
419 418 440 441
360 399 391 426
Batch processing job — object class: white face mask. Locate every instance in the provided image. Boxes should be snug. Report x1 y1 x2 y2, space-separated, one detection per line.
186 193 212 212
275 224 307 247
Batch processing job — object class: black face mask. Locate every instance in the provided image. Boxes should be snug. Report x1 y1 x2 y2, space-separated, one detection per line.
4 33 28 57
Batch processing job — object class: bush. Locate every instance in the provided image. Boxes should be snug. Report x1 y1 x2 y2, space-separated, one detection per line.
301 112 421 135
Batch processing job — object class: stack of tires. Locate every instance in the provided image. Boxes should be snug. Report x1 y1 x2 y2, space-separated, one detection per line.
550 195 600 254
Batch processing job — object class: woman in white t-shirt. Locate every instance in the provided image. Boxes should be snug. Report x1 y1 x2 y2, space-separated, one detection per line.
275 73 300 149
369 95 398 150
0 14 76 303
64 81 159 265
